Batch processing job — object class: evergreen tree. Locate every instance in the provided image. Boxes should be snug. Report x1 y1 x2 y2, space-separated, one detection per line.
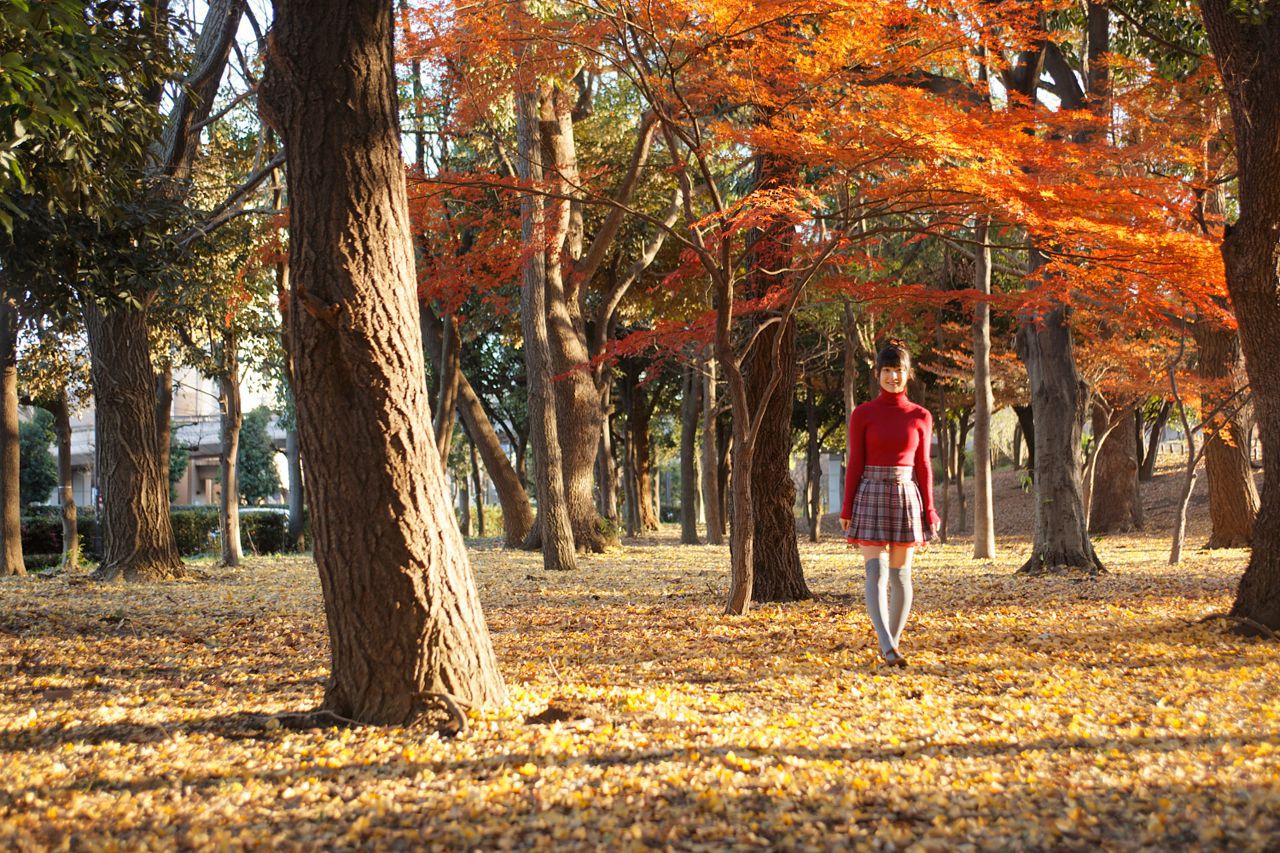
19 409 58 508
237 406 281 504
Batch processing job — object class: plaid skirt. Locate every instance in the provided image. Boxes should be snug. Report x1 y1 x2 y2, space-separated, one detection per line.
847 465 927 547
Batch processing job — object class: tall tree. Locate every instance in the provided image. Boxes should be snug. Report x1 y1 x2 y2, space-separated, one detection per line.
1199 1 1280 630
0 297 21 575
260 0 506 720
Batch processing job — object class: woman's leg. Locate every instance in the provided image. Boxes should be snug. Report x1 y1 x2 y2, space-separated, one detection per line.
887 544 915 648
859 545 893 654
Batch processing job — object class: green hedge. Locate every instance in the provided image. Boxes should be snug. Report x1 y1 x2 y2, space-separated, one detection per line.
20 507 305 559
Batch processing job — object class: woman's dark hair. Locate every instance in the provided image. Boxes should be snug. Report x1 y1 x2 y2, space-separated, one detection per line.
875 341 912 371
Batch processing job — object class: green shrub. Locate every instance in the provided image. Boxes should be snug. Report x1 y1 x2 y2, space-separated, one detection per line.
20 515 61 554
169 508 219 556
23 552 61 572
239 511 289 554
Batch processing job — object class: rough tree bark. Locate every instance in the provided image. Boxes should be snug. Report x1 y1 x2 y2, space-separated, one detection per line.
0 298 22 576
1088 405 1142 533
1015 302 1104 574
260 0 506 719
83 300 184 581
217 332 243 567
512 74 577 571
972 217 996 558
83 0 244 582
1200 1 1280 629
1193 320 1259 547
744 153 808 604
680 362 701 544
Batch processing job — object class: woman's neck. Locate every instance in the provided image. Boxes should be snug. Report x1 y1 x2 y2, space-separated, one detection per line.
878 388 909 406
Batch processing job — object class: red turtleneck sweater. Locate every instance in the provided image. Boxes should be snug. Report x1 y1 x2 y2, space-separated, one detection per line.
840 389 938 526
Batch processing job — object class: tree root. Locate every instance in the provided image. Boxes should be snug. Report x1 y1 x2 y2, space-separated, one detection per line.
410 691 469 737
249 691 470 737
1191 613 1278 640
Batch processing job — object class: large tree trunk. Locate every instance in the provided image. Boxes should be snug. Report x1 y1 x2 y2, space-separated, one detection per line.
1200 2 1280 630
630 384 659 532
537 85 610 554
82 300 184 581
52 391 78 571
512 77 577 571
421 307 534 547
700 350 723 545
260 0 506 720
0 298 22 576
680 362 701 544
1015 303 1104 574
1193 321 1259 547
1088 405 1142 533
744 154 808 604
972 217 996 558
218 335 243 567
745 314 808 602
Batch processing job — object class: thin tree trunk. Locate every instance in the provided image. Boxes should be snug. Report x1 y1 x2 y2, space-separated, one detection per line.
512 77 577 571
955 412 970 534
1015 301 1104 575
82 300 184 581
52 391 78 571
156 359 173 498
598 383 619 523
260 0 506 719
680 362 701 544
700 349 723 546
1169 370 1199 565
0 298 22 576
433 313 461 461
470 432 484 537
285 428 305 551
1012 423 1023 470
421 308 533 547
938 415 952 543
972 216 996 558
806 386 821 543
1140 400 1172 481
218 335 243 566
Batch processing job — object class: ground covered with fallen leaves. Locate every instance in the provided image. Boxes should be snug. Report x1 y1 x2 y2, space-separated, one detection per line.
2 467 1278 850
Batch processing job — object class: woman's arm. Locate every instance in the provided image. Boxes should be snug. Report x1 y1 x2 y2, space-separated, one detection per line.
914 410 940 531
841 407 865 521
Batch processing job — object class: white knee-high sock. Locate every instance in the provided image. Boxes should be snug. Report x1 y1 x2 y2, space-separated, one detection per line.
889 562 914 647
864 556 893 654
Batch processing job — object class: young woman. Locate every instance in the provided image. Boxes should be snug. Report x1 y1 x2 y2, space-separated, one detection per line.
839 342 939 666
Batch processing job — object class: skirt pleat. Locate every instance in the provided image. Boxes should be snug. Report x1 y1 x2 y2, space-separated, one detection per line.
847 464 927 546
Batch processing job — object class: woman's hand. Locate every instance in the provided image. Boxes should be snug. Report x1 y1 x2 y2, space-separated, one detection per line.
840 517 851 532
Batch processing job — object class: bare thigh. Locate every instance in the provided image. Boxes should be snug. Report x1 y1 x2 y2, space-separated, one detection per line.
859 545 886 562
887 543 914 569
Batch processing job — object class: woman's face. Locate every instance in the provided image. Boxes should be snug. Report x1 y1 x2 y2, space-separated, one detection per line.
878 364 909 394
